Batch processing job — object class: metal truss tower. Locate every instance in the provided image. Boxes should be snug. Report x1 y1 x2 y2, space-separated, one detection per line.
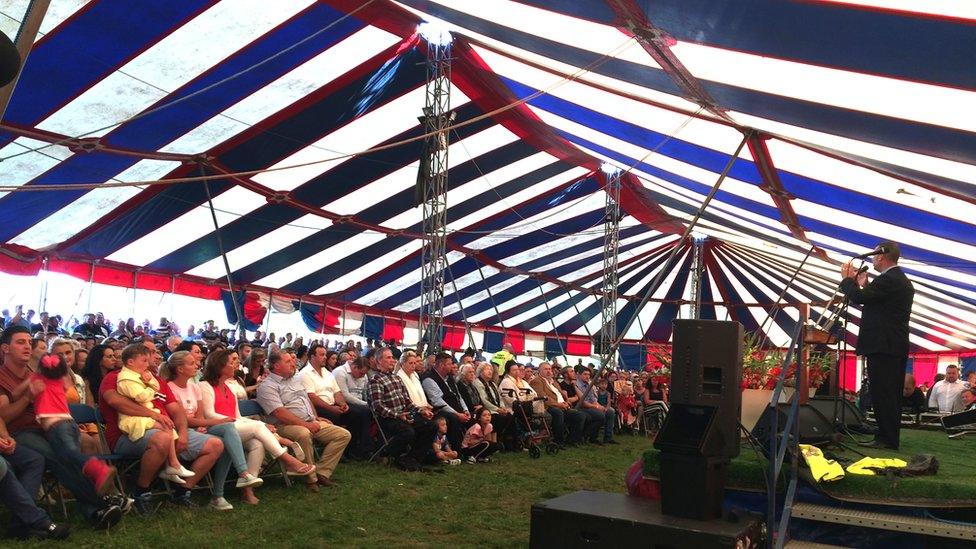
599 166 622 368
690 235 706 319
417 29 453 355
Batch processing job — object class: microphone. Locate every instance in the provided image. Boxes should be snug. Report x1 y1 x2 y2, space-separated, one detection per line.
853 246 886 260
857 265 869 275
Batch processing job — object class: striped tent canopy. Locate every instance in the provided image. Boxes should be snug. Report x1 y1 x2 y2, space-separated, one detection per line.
1 0 975 353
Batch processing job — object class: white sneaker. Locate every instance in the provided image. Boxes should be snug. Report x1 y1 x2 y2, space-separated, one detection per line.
235 473 264 488
159 471 186 485
466 456 477 464
446 459 461 466
209 497 233 511
166 465 195 478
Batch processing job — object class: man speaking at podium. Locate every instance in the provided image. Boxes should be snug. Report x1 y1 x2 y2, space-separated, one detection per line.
840 242 914 450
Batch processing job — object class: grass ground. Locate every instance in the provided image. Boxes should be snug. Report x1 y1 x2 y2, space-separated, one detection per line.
18 435 651 548
643 428 976 505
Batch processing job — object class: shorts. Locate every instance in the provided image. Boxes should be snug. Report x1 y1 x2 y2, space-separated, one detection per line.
114 428 215 461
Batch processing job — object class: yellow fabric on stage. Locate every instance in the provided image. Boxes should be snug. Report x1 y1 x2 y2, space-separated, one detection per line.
799 444 845 482
846 456 908 476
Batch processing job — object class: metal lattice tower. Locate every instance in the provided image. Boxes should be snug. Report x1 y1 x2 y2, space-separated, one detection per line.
690 235 705 319
599 167 622 368
417 31 453 356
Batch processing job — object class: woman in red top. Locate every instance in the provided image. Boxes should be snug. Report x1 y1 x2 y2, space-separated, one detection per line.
199 349 312 505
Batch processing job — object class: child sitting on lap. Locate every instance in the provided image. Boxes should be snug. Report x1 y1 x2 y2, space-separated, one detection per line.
116 346 194 484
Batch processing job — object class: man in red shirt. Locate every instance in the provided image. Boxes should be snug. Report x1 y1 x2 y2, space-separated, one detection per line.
99 339 223 513
0 326 123 529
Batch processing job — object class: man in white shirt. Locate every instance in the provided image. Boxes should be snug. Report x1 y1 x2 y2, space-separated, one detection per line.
301 344 372 459
928 364 966 413
334 359 369 408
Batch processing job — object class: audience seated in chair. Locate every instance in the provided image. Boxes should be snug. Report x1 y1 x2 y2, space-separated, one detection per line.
299 343 373 460
256 351 350 493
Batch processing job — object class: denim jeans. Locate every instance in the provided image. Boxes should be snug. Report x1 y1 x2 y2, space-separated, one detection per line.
43 420 91 471
207 422 246 498
14 429 103 521
1 445 49 533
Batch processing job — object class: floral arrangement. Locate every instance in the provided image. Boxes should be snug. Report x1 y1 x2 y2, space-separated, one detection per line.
646 344 671 385
741 333 786 390
740 332 833 390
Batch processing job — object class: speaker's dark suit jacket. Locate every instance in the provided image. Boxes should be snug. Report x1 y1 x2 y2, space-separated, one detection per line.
840 266 914 356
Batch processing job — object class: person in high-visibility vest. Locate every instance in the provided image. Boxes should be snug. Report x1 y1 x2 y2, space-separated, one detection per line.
492 343 514 377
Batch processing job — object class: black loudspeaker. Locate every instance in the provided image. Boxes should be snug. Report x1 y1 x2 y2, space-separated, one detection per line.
807 396 865 430
750 403 835 455
653 404 728 520
941 408 976 431
530 490 764 548
669 320 743 459
0 32 20 87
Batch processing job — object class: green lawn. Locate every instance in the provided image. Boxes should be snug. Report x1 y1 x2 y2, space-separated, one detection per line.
20 435 651 548
643 428 976 505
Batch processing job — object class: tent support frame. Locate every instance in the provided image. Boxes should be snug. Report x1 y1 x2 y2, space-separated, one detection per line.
599 168 622 367
417 36 453 356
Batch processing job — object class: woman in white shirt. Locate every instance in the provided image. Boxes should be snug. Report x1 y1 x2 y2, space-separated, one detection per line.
197 349 314 505
164 351 262 510
498 363 537 410
395 350 432 412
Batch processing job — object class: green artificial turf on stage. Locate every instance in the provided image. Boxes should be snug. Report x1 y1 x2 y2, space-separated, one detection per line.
643 429 976 506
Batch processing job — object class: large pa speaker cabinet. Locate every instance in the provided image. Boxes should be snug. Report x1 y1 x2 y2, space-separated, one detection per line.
530 490 763 549
670 320 743 459
806 396 866 429
750 403 835 455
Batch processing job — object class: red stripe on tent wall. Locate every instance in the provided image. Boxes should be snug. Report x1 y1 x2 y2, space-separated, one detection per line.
382 318 405 342
566 335 591 356
442 326 466 350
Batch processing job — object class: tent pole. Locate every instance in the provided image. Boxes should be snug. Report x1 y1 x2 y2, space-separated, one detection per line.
599 166 622 369
474 258 505 331
169 275 176 322
201 167 244 338
562 286 593 340
447 261 475 350
0 0 51 122
609 132 749 357
38 256 48 314
85 261 95 314
755 244 817 349
535 277 568 365
132 270 139 321
576 132 750 408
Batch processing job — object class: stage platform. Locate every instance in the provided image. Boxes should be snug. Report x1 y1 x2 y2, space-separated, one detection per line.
642 429 976 507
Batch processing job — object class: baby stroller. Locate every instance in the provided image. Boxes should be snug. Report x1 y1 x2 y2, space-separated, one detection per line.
510 391 560 458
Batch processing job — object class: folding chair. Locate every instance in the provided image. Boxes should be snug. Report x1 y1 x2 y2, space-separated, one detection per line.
238 399 291 487
363 381 390 464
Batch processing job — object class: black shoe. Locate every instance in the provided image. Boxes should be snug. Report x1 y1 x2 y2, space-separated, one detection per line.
103 494 134 514
592 440 605 446
170 490 197 508
28 522 70 540
860 439 896 450
604 439 620 445
91 505 122 530
132 491 156 515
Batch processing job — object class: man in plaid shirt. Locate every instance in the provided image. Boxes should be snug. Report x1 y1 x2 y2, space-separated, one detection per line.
369 348 434 471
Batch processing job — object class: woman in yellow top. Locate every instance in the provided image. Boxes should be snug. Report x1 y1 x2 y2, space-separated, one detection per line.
116 347 195 485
